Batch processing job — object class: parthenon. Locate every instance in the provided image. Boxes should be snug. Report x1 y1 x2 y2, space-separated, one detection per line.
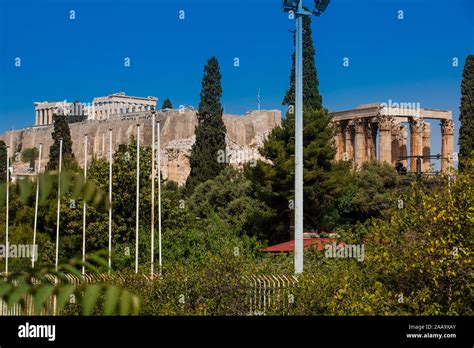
331 103 454 173
34 92 158 126
90 92 157 121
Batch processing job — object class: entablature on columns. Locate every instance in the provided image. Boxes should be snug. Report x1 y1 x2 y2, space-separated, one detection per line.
331 103 452 123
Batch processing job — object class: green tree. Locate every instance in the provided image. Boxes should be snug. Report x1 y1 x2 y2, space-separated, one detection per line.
21 147 39 169
0 140 7 182
246 108 337 243
47 113 74 171
282 14 323 111
161 98 173 109
186 57 227 191
459 54 474 171
188 167 275 241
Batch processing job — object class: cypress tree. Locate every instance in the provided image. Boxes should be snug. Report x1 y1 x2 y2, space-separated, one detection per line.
161 98 173 109
47 113 74 171
282 14 323 111
0 140 7 182
186 57 227 191
459 55 474 171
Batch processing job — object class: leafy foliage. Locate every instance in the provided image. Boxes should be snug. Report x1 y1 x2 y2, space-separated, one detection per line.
0 252 140 315
245 107 337 243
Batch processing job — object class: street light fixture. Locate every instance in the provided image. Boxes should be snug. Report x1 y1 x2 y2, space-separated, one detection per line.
281 0 330 274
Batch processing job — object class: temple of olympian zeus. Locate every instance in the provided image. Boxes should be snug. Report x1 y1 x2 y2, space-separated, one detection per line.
34 92 157 126
331 103 454 173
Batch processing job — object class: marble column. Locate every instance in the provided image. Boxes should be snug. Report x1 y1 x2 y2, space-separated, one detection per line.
354 119 365 168
344 121 354 162
35 110 39 126
400 125 408 167
365 121 372 161
409 117 424 172
48 108 53 125
365 119 377 161
440 119 454 173
378 115 393 164
391 122 401 166
335 122 344 160
422 122 431 172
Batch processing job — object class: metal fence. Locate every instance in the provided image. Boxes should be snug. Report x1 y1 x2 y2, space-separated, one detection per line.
0 273 299 316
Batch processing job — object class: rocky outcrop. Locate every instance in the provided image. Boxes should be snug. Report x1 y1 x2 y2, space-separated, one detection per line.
0 109 281 185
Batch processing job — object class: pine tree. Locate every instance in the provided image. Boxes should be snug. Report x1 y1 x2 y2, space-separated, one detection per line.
47 113 74 171
246 13 339 243
161 98 173 109
186 57 227 191
282 14 323 111
0 140 7 182
459 55 474 171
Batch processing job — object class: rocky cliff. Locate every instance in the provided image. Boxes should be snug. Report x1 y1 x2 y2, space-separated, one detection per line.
0 110 281 185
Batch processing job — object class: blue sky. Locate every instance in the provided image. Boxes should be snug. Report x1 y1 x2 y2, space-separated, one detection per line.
0 0 473 157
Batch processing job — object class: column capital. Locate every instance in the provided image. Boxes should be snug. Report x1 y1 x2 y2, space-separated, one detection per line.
377 115 393 131
400 125 408 138
354 118 365 133
422 121 431 135
440 119 454 135
391 122 401 136
409 117 424 133
345 121 354 135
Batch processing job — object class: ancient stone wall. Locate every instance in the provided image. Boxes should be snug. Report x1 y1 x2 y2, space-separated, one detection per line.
0 110 281 185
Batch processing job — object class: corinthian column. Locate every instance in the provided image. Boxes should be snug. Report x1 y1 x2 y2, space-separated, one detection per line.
409 117 424 172
365 121 374 161
337 122 344 161
335 122 344 160
440 119 454 173
422 122 431 172
391 121 401 166
354 119 365 168
400 125 408 167
344 121 354 162
378 115 393 164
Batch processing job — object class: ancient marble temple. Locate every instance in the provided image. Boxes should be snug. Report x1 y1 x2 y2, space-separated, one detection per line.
331 103 454 173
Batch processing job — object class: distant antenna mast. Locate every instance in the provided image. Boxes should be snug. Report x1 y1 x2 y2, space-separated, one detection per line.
257 89 261 111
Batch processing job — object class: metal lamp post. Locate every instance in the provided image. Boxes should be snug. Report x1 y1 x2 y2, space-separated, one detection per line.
281 0 330 274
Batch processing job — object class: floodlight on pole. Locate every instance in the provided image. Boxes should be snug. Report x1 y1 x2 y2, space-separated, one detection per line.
135 125 140 274
281 0 330 274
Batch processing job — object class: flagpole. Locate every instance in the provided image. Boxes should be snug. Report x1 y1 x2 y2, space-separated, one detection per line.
135 125 140 274
108 128 113 272
157 120 162 275
151 112 155 277
5 146 10 275
32 143 42 268
82 134 87 275
257 89 261 111
55 138 63 272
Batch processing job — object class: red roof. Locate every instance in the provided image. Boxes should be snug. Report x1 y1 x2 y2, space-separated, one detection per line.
259 238 338 253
